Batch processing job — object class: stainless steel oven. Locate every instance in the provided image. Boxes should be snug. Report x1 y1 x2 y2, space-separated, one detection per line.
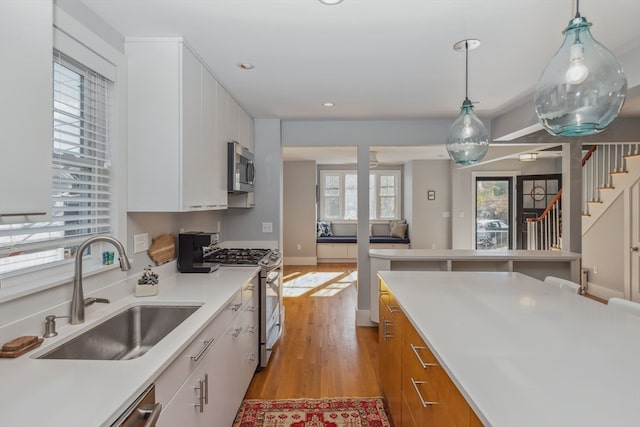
205 247 283 369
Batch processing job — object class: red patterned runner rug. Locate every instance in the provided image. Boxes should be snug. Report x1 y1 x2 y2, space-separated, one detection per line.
232 397 391 427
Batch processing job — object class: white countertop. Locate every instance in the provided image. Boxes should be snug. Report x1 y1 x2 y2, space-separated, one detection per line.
0 264 260 427
378 270 640 427
370 248 581 261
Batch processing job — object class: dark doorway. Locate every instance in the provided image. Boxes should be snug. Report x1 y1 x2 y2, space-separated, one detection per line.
516 174 562 249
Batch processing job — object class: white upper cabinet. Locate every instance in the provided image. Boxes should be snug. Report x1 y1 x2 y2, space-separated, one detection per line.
0 3 52 221
126 38 227 211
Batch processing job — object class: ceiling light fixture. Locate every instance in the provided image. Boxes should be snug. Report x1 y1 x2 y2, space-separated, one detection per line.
534 0 627 137
519 153 538 162
319 0 343 4
323 102 335 107
238 63 255 70
445 39 489 166
369 151 378 168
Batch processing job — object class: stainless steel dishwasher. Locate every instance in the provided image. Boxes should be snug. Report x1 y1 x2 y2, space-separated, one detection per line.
112 384 162 427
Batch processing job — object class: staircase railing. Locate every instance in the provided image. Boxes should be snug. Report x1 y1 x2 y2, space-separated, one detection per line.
527 143 640 250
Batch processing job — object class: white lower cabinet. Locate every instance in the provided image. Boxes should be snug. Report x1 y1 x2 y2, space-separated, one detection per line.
157 275 259 427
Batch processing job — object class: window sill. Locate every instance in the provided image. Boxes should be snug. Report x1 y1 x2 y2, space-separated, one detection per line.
0 260 126 305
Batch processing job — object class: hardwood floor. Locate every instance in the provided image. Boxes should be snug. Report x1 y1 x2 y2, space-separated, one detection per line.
244 263 382 399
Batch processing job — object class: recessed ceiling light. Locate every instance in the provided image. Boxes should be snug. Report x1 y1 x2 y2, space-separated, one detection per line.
238 63 255 70
319 0 343 5
323 102 335 107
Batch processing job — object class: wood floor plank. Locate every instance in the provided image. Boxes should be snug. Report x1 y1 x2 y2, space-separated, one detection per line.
244 263 381 399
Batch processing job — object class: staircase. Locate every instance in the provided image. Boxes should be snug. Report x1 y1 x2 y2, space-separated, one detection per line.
527 143 640 250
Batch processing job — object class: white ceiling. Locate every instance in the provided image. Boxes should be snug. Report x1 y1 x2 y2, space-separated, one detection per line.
81 0 640 163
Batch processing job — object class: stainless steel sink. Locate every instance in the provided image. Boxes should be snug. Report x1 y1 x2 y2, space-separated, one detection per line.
39 304 201 360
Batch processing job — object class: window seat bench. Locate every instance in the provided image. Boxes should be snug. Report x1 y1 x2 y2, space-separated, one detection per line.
316 236 410 262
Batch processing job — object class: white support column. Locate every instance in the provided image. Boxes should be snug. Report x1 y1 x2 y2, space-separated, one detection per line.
562 143 582 254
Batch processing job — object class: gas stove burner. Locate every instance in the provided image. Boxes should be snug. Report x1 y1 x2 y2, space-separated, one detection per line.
206 248 272 266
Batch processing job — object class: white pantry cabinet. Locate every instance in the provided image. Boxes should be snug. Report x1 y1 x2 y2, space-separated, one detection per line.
126 38 227 212
0 2 52 221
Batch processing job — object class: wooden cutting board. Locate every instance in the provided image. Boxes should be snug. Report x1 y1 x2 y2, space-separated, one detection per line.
148 234 175 266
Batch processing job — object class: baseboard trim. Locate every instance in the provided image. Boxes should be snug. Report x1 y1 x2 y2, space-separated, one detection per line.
283 257 317 266
356 309 376 327
586 281 623 301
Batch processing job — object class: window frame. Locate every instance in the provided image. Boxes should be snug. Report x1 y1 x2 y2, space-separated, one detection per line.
0 14 126 300
319 169 402 221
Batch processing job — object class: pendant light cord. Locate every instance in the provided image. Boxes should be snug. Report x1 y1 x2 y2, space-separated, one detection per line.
465 40 469 101
575 0 581 18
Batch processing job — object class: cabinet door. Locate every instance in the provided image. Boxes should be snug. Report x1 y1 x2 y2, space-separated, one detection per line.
227 96 241 143
126 40 182 211
201 68 227 209
180 44 204 210
379 280 403 425
157 358 207 427
0 2 52 220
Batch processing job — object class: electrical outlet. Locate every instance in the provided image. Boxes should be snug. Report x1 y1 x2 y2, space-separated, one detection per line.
262 222 273 233
134 233 149 254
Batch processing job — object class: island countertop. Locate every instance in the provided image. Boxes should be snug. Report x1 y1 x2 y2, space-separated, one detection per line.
377 270 640 427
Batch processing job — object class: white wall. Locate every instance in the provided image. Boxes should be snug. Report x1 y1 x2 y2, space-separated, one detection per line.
405 160 452 249
224 119 283 245
283 161 317 264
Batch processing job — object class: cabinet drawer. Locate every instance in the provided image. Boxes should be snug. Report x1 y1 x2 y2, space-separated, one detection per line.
155 290 242 406
402 315 473 427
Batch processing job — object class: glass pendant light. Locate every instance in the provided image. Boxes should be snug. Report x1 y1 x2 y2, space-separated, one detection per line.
534 0 627 136
446 39 489 165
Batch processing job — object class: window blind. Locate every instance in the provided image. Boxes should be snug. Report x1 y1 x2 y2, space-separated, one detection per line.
0 50 114 274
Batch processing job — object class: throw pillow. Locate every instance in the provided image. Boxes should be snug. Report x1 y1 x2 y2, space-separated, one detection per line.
390 223 408 238
317 221 333 237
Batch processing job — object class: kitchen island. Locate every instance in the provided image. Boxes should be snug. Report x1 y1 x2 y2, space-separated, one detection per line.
0 262 260 427
370 249 581 322
378 270 640 427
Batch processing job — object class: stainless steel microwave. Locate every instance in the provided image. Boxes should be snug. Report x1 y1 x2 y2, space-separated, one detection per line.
227 141 255 194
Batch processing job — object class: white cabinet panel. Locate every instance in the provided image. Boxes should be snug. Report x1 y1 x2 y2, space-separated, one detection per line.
126 38 227 212
0 3 52 220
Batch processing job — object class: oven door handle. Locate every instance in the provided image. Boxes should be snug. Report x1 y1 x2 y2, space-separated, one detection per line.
137 402 162 427
266 268 281 284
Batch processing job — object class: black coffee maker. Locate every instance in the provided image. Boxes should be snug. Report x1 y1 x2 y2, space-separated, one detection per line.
177 232 220 273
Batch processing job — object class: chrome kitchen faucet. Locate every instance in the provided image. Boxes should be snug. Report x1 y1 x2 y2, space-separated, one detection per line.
70 235 131 324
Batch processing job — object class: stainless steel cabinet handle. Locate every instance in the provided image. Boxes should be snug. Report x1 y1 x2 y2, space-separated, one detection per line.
382 319 393 341
246 305 256 312
246 285 255 291
631 246 639 252
191 338 215 362
379 293 400 314
410 344 439 369
410 378 438 408
232 303 242 311
195 379 204 413
246 326 256 334
232 327 243 338
204 373 209 405
138 403 162 427
189 205 203 209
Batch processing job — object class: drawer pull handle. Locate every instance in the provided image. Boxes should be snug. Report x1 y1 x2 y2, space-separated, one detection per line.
411 378 439 408
204 373 209 404
232 303 242 312
246 305 256 312
232 327 243 338
191 338 215 362
382 319 393 341
246 285 255 291
410 344 439 369
194 379 205 412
